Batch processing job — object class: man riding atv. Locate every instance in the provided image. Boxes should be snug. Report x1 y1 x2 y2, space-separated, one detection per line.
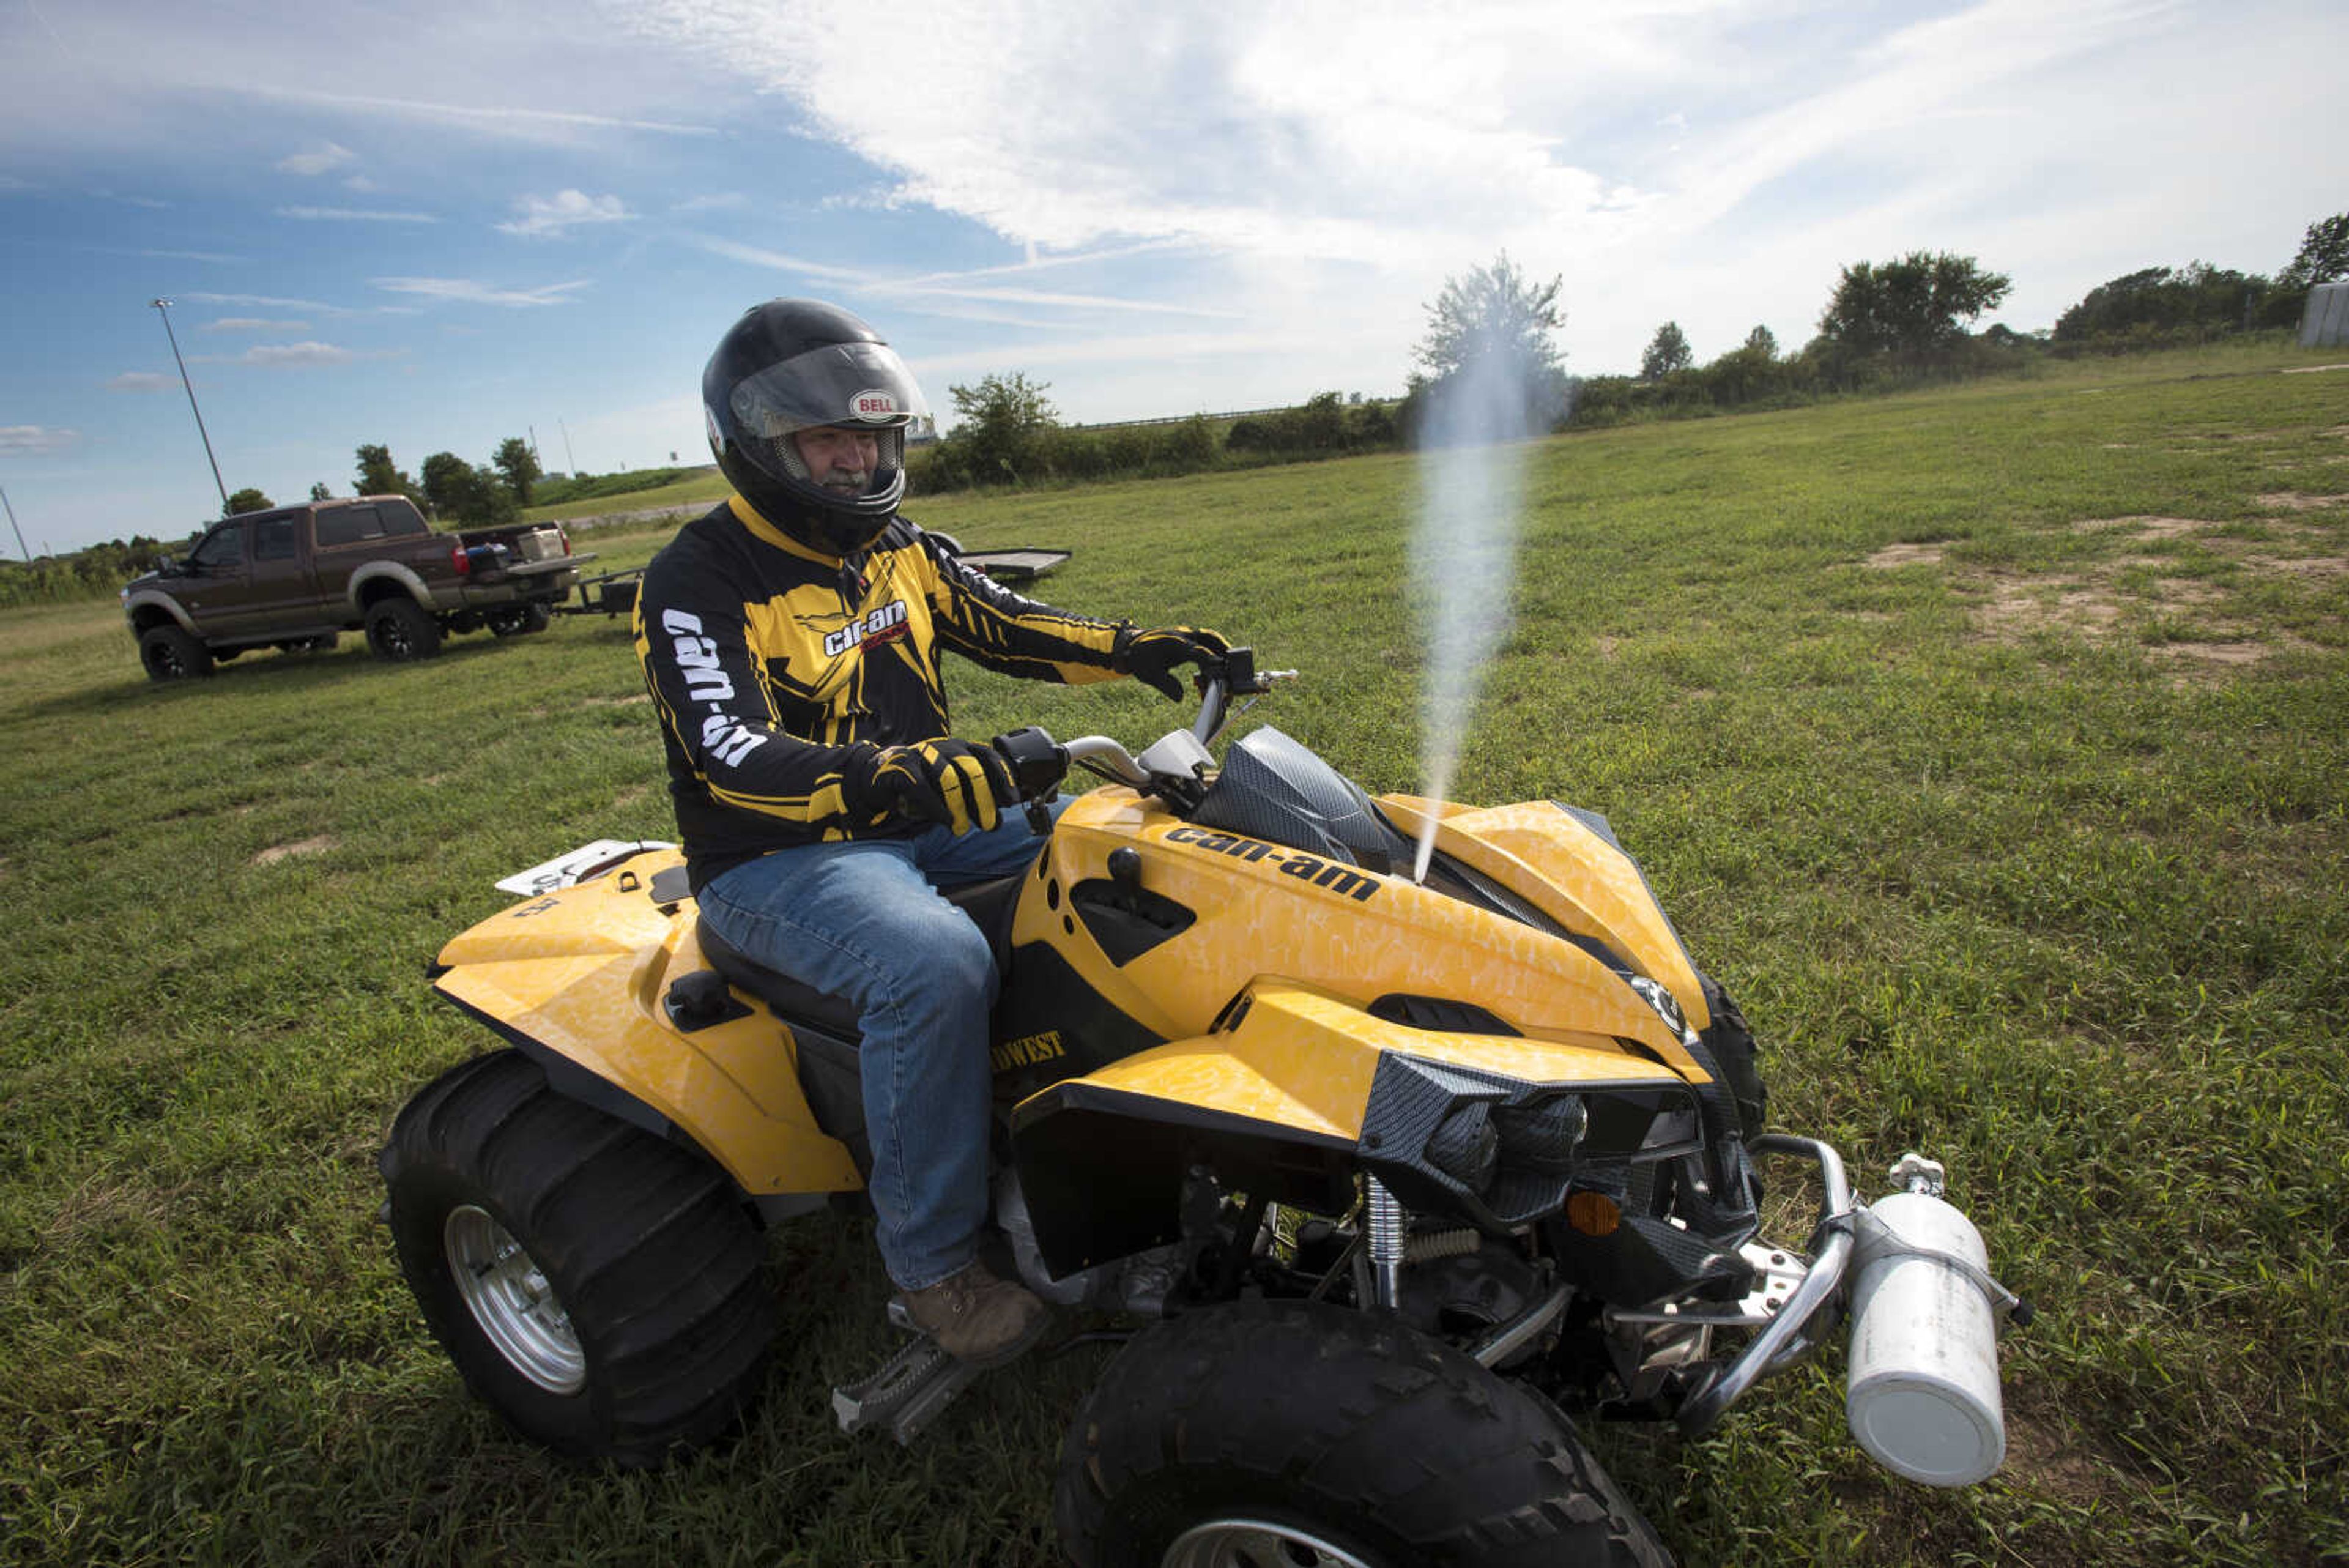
635 299 1231 1365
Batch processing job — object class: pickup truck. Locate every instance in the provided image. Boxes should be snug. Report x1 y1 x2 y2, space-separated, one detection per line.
123 495 592 680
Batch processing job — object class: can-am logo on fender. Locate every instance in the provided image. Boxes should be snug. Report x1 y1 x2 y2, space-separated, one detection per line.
850 388 899 420
1163 825 1381 902
823 598 909 658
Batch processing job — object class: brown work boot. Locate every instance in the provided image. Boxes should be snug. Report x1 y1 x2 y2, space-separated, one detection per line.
900 1260 1051 1367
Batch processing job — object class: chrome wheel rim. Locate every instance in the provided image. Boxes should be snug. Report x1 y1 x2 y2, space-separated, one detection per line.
443 1203 585 1394
1162 1518 1377 1568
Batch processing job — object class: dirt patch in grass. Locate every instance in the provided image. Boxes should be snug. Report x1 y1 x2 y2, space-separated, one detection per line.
1912 514 2348 679
1972 581 2123 641
2245 552 2349 581
253 834 337 865
2000 1405 2132 1515
2073 516 2211 539
2255 491 2349 512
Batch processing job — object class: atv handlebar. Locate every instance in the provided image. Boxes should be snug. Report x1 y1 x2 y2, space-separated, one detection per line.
992 647 1291 806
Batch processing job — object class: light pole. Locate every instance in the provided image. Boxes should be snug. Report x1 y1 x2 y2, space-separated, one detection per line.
0 484 29 560
150 297 229 511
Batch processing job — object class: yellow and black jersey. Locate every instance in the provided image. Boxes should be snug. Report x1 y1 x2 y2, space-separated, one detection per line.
635 496 1124 883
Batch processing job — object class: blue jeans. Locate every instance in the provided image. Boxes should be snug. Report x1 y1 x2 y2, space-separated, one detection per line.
696 803 1061 1291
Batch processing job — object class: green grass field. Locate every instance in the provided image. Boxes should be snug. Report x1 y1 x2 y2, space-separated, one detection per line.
3 343 2344 1566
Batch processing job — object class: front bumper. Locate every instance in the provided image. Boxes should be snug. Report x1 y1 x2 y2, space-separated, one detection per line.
1661 1134 1854 1437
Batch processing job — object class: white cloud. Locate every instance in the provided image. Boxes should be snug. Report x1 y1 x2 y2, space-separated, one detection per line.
202 317 310 333
343 174 379 192
497 188 632 238
0 425 80 456
277 141 356 176
241 341 357 367
107 372 177 392
245 84 718 141
372 276 591 307
276 205 439 223
184 291 351 315
672 191 746 214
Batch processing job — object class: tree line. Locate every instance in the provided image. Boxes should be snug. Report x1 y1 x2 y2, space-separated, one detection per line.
916 210 2347 488
9 214 2341 605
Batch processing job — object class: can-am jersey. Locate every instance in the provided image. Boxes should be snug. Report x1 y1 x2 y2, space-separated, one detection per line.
634 496 1123 883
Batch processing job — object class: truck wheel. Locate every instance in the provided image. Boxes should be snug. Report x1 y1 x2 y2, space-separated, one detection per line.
379 1050 777 1467
139 624 214 682
487 602 552 637
1055 1298 1672 1568
365 598 443 661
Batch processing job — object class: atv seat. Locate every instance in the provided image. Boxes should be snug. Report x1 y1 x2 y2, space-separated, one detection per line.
693 869 1029 1043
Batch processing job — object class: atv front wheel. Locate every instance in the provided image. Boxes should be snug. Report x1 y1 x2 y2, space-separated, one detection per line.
1055 1298 1672 1568
380 1050 776 1466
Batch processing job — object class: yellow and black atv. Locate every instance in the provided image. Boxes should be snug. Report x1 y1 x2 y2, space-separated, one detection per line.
380 651 2021 1568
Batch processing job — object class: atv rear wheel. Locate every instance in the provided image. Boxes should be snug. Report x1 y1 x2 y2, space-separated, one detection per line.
1055 1298 1672 1568
380 1050 776 1466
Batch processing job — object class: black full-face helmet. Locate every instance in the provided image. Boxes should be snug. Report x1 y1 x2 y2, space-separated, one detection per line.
702 299 927 555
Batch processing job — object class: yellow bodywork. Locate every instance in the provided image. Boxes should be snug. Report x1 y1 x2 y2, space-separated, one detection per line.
434 849 861 1198
1014 789 1709 1079
1078 977 1688 1143
431 779 1712 1202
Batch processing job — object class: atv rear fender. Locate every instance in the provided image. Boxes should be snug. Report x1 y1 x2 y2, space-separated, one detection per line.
429 849 861 1212
1009 977 1699 1281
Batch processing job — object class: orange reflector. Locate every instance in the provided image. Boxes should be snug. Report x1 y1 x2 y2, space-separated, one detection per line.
1565 1191 1621 1237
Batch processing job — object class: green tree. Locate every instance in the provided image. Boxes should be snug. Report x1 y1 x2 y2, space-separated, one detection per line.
420 451 470 518
2280 213 2349 288
493 436 543 505
1411 252 1568 428
1639 322 1693 381
420 455 519 526
1743 324 1779 359
309 481 332 502
355 443 415 499
225 487 272 516
1817 251 2012 373
946 371 1058 483
2054 263 2267 343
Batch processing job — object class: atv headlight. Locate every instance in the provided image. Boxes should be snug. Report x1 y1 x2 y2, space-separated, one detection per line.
1627 975 1701 1049
1493 1094 1587 1173
1424 1101 1499 1193
1359 1056 1696 1231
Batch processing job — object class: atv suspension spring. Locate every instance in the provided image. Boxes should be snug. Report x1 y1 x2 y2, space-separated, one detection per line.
1367 1176 1406 1310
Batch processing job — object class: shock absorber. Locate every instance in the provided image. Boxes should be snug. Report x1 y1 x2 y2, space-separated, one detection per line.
1365 1175 1405 1311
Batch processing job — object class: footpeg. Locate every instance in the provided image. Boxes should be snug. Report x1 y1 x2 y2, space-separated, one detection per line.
829 1299 982 1444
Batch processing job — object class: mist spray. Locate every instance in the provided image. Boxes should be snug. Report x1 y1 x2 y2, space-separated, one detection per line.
1410 355 1538 883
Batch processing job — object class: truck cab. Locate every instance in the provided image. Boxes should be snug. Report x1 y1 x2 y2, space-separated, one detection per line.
124 496 590 680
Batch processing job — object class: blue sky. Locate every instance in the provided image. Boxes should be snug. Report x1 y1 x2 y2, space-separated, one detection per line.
0 0 2339 555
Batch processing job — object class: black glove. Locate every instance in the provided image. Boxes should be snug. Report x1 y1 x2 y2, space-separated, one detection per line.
855 738 1015 836
1114 625 1232 702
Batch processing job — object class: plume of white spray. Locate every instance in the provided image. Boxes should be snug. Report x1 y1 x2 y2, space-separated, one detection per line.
1409 353 1542 883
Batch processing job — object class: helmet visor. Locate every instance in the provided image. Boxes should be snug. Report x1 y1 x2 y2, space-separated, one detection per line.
727 340 928 441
